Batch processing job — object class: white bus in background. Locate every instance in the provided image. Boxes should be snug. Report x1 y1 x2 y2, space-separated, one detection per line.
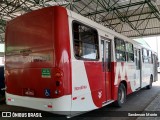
0 57 4 66
158 62 160 73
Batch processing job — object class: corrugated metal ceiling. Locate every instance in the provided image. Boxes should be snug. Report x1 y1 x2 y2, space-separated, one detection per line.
0 0 160 43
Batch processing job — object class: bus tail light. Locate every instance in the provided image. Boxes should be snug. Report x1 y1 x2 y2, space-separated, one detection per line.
54 89 60 95
55 72 63 77
53 68 64 97
47 105 53 108
56 81 61 86
54 69 63 78
8 98 14 102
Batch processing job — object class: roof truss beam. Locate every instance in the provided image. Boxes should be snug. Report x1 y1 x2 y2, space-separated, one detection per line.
83 0 147 16
97 0 143 36
146 0 160 21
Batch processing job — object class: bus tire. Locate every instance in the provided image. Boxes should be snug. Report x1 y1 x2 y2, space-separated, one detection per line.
114 83 126 107
146 76 153 89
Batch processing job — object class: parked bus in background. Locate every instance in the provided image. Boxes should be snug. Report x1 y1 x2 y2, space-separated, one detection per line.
157 62 160 73
5 6 158 117
0 65 5 102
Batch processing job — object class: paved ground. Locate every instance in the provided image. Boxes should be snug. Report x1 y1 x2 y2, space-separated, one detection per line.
136 93 160 120
0 74 160 120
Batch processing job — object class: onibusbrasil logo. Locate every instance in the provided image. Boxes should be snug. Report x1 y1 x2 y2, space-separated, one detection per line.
1 112 42 118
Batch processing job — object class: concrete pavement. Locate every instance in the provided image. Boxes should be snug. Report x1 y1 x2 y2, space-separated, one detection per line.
136 91 160 120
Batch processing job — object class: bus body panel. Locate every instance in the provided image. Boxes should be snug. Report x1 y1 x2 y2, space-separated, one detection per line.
5 6 72 112
6 93 71 114
71 61 98 111
68 17 99 111
141 64 154 87
68 12 142 103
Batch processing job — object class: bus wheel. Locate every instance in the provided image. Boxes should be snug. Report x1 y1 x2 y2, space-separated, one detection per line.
147 76 153 89
114 83 126 107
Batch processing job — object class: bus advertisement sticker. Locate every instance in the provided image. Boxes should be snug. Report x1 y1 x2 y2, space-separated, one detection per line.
42 69 51 78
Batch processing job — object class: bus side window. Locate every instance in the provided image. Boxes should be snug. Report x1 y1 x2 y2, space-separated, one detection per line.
74 43 82 57
142 49 152 64
72 21 99 60
126 42 134 62
135 49 137 66
114 38 126 62
142 49 148 63
148 51 152 63
134 49 140 69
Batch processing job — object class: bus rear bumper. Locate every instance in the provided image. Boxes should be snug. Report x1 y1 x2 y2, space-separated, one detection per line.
6 93 71 115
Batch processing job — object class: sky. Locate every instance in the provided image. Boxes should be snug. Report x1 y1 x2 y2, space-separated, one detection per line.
0 44 4 52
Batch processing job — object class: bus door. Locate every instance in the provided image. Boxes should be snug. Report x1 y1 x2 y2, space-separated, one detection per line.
135 49 141 89
153 54 158 82
101 37 111 101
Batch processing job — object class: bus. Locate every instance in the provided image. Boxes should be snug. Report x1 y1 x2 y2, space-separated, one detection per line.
5 6 158 117
0 65 5 101
157 62 160 73
0 56 5 101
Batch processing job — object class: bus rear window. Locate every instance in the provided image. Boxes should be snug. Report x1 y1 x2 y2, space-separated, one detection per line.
72 21 99 60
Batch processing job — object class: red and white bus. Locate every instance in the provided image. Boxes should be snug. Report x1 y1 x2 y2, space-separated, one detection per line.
5 6 158 117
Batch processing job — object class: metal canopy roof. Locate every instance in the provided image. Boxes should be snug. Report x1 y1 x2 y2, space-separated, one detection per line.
0 0 160 43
